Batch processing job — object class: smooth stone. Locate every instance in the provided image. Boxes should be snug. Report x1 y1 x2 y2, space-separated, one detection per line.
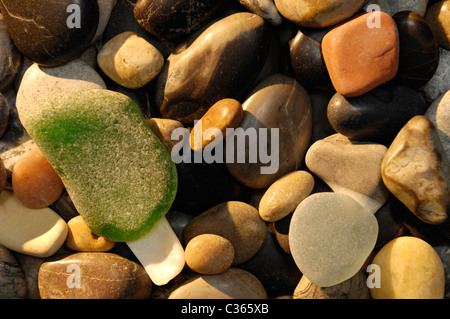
183 201 266 265
327 83 428 145
0 0 99 67
365 0 429 16
322 12 400 97
434 246 450 299
155 12 269 124
185 234 235 275
309 91 336 143
289 30 333 92
97 32 164 89
238 0 282 25
381 115 450 225
272 213 292 254
289 192 378 287
168 267 267 299
16 59 107 123
293 270 370 299
305 133 390 214
147 118 185 153
258 170 314 222
226 73 312 189
12 148 64 209
165 209 194 245
0 93 9 139
0 139 37 181
91 0 116 44
0 191 68 257
274 0 367 27
425 90 450 160
65 215 116 252
38 252 152 299
0 13 21 93
420 47 450 103
393 11 440 89
0 244 27 299
189 98 243 152
370 236 445 299
134 0 224 39
426 1 450 50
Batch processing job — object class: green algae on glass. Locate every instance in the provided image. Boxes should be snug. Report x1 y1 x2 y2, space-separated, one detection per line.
21 89 178 242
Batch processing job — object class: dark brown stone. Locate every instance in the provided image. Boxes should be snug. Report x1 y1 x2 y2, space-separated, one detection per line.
0 244 28 299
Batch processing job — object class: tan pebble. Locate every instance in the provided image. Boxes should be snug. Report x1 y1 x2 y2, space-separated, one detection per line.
185 234 234 275
425 1 450 50
147 118 184 152
98 31 164 89
12 148 64 209
259 170 314 222
189 98 243 152
65 215 115 252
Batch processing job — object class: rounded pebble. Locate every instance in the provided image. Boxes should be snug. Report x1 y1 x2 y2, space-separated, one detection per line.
426 1 450 50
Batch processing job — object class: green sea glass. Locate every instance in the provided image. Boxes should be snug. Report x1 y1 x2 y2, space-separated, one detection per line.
20 89 178 242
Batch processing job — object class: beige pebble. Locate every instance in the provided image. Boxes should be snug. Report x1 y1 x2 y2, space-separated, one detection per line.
259 170 314 222
185 234 235 275
147 118 184 152
98 31 164 89
65 215 115 252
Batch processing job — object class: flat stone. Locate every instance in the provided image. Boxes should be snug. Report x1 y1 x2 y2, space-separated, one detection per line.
381 115 450 225
426 90 450 160
0 191 68 257
97 32 164 89
38 252 152 299
425 1 450 50
226 73 312 189
370 236 445 299
183 201 266 265
305 133 390 214
365 0 429 16
327 83 428 145
289 192 378 287
259 170 314 222
274 0 367 27
0 13 21 93
322 12 399 97
0 0 99 67
0 244 27 299
420 47 450 103
238 0 283 25
168 267 267 299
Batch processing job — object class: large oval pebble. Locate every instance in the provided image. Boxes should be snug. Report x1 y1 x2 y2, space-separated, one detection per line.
289 192 378 287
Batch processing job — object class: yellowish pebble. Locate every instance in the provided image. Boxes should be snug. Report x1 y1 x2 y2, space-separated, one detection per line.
65 215 115 252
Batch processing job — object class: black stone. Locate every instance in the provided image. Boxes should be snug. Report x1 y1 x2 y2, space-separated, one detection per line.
0 0 99 67
0 13 21 93
393 11 440 89
327 83 428 145
0 93 9 139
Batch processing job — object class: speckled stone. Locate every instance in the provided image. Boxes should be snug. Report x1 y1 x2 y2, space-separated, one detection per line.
0 244 27 299
425 90 450 160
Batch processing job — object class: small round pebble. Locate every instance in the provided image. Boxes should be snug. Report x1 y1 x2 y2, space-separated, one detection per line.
185 234 235 275
65 215 115 252
12 148 64 209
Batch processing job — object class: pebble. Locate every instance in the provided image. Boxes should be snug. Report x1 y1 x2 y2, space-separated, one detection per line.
226 73 312 189
185 234 235 275
305 133 390 214
426 1 450 49
274 0 367 27
183 201 266 265
258 170 314 222
238 0 282 25
97 31 164 89
420 47 450 103
381 115 450 225
370 236 445 299
0 244 27 299
0 0 99 67
155 12 269 124
91 0 116 45
0 94 9 139
12 148 64 209
322 12 400 97
327 83 428 145
0 13 21 93
289 192 378 287
425 90 450 160
65 215 116 252
365 0 430 16
434 246 450 299
168 267 267 299
38 252 152 299
147 118 185 153
0 191 68 257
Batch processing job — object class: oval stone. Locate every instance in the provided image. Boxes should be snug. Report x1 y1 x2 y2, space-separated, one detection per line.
0 244 28 299
183 201 266 265
38 252 152 299
289 192 378 287
370 236 445 299
168 268 267 299
0 13 21 93
155 12 269 124
226 73 312 189
0 0 99 67
425 1 450 50
147 118 185 153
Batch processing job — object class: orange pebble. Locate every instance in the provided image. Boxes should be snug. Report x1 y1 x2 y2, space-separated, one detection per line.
12 148 64 209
